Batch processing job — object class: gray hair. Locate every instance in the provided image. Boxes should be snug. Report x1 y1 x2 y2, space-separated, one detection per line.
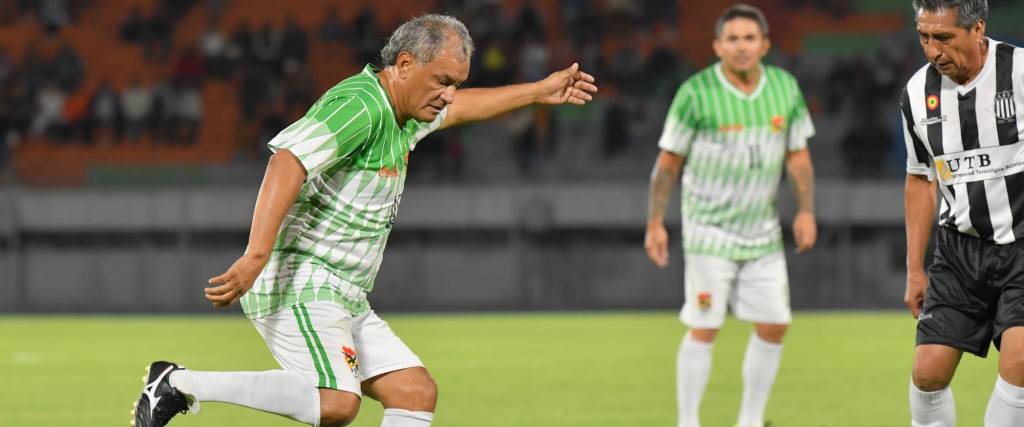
380 14 474 66
912 0 988 29
715 4 769 38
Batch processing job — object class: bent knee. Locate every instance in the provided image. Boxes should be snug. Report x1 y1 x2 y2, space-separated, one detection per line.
688 328 719 343
912 345 961 391
320 390 361 427
912 363 954 391
755 324 788 343
999 351 1024 385
396 375 438 409
366 368 439 411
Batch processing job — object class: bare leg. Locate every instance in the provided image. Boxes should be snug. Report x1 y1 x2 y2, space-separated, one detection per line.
362 367 437 427
910 344 961 427
986 327 1024 426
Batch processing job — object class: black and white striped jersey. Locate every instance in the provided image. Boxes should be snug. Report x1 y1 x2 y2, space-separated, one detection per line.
902 39 1024 244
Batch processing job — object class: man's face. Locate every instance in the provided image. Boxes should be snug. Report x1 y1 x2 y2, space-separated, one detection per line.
713 18 770 74
399 41 470 123
916 7 985 79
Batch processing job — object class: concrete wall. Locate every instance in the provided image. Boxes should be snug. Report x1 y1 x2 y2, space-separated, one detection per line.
0 181 910 313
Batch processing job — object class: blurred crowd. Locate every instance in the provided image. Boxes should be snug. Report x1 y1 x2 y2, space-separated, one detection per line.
431 0 689 175
2 0 1022 184
0 0 94 33
0 0 205 161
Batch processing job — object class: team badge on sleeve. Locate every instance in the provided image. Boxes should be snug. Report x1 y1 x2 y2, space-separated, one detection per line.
996 91 1016 124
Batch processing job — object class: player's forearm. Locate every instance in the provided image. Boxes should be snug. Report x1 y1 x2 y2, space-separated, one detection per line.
905 174 936 271
443 84 541 128
244 150 307 261
648 151 685 225
785 149 815 214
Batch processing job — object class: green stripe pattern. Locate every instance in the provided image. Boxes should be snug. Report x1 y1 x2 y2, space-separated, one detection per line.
292 304 337 389
243 65 446 318
657 63 815 260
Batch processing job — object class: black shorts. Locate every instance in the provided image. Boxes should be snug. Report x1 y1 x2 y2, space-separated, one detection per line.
916 227 1024 357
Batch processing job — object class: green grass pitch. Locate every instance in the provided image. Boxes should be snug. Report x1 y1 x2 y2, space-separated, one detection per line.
0 312 1001 426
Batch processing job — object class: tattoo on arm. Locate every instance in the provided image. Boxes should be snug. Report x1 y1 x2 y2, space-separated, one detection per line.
648 164 680 223
790 161 815 214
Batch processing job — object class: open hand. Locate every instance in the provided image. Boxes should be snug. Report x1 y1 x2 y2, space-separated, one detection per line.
206 253 266 308
535 63 598 106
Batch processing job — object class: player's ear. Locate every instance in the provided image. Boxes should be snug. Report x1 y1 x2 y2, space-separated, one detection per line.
396 52 414 79
973 19 986 39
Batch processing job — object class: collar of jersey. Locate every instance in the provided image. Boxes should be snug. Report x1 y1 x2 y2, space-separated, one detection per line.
714 62 767 101
950 38 997 95
363 64 400 126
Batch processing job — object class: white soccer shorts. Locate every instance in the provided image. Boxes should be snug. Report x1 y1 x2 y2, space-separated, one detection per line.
250 301 424 395
679 251 792 328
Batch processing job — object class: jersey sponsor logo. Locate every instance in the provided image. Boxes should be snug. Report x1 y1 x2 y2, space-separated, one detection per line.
933 141 1024 185
718 124 744 132
770 115 786 133
697 291 712 311
927 95 939 111
378 164 401 178
995 90 1017 124
377 154 410 178
935 159 955 182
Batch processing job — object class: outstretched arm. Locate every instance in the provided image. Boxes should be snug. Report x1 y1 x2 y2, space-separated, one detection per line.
205 149 307 307
785 148 816 253
904 173 936 318
440 63 597 129
645 150 685 268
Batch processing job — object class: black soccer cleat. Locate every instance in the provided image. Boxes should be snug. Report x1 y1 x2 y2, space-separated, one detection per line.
131 361 191 427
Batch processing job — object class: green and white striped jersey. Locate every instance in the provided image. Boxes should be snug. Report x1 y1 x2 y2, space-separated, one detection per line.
241 65 446 318
658 63 814 260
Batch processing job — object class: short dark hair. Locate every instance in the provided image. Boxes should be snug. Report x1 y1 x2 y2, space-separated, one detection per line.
911 0 988 29
715 4 769 38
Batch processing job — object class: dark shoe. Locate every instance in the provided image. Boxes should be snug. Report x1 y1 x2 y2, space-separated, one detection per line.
131 361 190 427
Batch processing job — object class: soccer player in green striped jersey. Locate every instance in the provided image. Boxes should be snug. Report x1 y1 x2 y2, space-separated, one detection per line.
130 14 597 427
644 5 816 427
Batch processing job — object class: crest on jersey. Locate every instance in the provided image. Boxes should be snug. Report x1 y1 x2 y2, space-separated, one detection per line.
995 91 1016 124
926 95 940 111
770 115 786 133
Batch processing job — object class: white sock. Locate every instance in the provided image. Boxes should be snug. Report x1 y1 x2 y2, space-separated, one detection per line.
169 370 320 426
985 376 1024 426
677 332 713 427
381 408 433 426
737 333 783 427
909 381 955 427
